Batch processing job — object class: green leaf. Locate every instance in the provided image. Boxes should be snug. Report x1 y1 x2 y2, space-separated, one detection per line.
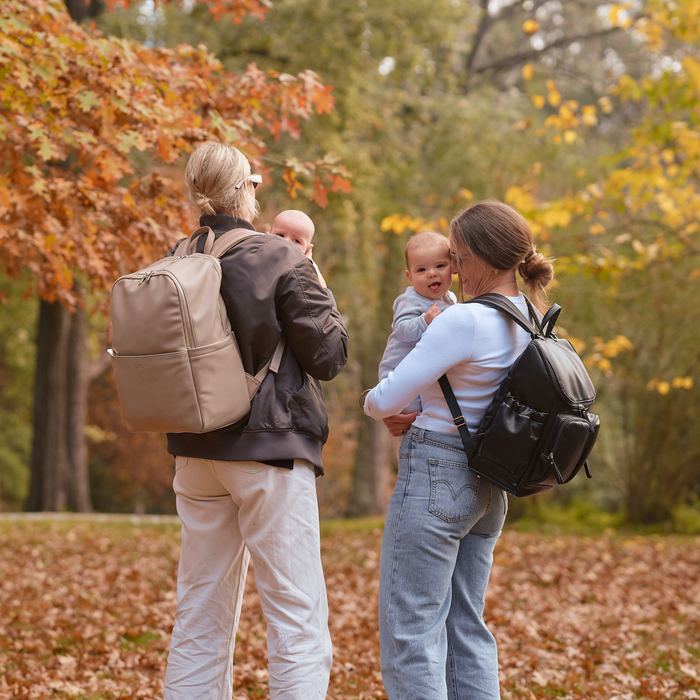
76 90 101 112
38 138 58 161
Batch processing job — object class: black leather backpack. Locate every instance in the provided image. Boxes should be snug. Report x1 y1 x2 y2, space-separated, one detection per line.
439 293 600 497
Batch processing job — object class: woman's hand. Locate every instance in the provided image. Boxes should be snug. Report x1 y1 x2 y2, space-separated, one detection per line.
382 412 419 437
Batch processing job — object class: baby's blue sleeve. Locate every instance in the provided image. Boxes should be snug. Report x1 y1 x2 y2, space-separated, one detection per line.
393 294 429 343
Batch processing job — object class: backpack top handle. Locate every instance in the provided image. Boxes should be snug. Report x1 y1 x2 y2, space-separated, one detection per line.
539 305 561 338
184 226 217 255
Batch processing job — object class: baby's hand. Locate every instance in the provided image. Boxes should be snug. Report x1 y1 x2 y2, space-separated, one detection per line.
426 304 441 325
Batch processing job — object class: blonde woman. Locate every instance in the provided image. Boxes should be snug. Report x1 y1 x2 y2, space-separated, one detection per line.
363 201 554 700
163 142 348 700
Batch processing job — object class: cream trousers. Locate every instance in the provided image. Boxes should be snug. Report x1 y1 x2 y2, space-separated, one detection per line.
163 456 332 700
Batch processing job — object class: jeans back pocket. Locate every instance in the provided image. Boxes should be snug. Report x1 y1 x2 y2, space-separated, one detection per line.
428 458 479 523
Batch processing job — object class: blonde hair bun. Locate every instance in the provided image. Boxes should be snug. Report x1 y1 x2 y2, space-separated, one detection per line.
185 142 259 221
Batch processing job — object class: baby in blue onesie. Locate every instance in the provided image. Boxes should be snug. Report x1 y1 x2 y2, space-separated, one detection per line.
378 230 457 413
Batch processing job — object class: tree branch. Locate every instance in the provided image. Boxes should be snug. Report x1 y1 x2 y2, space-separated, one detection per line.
474 26 624 75
463 0 492 92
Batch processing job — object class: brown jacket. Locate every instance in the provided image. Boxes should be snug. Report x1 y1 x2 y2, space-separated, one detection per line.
166 215 348 475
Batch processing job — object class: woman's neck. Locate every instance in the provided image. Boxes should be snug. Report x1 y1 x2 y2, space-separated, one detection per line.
466 271 519 298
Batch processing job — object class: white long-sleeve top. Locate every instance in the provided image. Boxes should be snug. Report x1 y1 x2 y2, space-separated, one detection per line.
364 294 532 435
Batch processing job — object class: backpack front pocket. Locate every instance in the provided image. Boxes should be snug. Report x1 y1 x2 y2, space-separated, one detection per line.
477 393 547 478
536 414 592 484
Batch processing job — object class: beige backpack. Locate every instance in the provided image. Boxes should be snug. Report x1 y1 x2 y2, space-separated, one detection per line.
108 227 285 433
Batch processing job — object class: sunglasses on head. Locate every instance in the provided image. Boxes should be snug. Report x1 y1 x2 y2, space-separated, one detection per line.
234 174 262 190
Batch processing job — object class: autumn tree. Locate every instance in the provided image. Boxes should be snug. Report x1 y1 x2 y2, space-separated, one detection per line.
0 0 344 511
493 1 700 522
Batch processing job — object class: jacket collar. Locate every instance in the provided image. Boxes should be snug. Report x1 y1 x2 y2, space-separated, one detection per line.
199 214 257 235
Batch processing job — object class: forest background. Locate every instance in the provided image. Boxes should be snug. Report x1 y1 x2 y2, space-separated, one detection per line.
1 0 699 528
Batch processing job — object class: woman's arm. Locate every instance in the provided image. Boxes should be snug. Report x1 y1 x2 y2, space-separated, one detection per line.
277 258 349 381
364 306 476 419
383 412 420 436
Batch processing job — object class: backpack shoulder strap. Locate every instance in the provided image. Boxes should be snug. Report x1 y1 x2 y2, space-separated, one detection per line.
209 228 263 259
438 374 483 460
467 293 541 337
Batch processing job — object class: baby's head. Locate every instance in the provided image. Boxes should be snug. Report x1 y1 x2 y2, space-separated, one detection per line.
404 231 453 300
270 210 315 258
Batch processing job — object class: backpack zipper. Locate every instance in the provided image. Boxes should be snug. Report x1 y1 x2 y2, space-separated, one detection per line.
541 415 587 484
544 453 564 484
161 270 196 348
127 254 221 349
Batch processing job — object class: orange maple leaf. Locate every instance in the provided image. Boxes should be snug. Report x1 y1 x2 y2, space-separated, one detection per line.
309 178 329 208
330 175 353 194
315 86 335 116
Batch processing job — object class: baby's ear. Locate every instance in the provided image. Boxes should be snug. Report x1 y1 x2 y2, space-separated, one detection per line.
405 270 411 281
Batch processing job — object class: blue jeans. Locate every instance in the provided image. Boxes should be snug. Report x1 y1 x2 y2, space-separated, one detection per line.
379 427 507 700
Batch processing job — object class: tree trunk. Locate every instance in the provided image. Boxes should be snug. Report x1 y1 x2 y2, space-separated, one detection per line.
63 0 104 23
26 300 92 512
65 304 92 511
347 415 394 517
346 226 405 517
25 0 105 512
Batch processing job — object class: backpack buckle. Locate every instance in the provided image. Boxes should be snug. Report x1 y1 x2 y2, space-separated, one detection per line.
453 416 467 428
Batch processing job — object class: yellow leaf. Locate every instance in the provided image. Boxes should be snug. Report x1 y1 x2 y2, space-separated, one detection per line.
438 217 448 229
647 378 658 391
657 381 670 395
406 217 422 232
589 223 605 236
576 168 586 178
522 64 534 81
673 377 684 389
380 214 398 232
599 96 613 114
571 338 586 354
531 94 546 109
597 358 612 372
504 186 535 211
460 188 473 201
563 130 577 144
661 149 675 163
546 79 557 92
548 91 562 107
522 19 540 34
553 134 562 145
512 119 532 131
581 105 598 127
541 209 571 228
615 335 634 351
683 377 693 389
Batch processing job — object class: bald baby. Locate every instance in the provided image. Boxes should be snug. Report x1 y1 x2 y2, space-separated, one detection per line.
270 210 315 258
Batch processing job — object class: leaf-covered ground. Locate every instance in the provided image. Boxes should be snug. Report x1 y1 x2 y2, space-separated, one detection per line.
1 519 699 699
